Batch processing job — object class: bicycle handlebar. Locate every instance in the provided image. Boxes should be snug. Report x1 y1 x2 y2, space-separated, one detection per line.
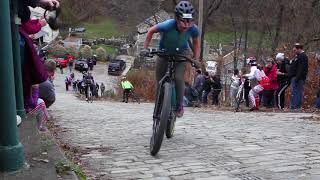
147 50 200 68
44 7 61 30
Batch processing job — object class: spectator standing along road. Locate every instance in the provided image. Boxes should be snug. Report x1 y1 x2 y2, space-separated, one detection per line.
192 69 205 103
230 69 240 107
100 83 105 97
275 53 289 109
263 58 278 108
290 43 308 110
201 72 212 104
211 75 222 106
39 60 56 108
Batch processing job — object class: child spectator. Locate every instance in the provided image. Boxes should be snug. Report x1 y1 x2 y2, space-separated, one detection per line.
26 85 49 132
230 69 240 107
39 60 56 108
263 58 278 108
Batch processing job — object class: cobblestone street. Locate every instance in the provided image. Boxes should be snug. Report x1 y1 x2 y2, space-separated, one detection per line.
50 65 320 180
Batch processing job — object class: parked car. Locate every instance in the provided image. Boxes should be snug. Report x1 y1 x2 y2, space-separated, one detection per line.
75 59 89 72
108 59 126 76
54 54 75 68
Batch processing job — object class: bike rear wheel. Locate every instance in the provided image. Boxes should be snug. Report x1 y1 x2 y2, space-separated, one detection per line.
150 82 171 156
132 92 141 104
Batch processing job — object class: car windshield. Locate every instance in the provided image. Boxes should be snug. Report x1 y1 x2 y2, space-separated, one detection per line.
110 61 120 65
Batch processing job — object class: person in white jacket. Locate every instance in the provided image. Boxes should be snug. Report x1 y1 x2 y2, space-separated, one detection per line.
244 57 269 111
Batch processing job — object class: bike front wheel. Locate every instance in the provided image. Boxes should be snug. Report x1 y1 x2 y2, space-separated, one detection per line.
235 87 243 112
150 82 171 156
166 111 176 138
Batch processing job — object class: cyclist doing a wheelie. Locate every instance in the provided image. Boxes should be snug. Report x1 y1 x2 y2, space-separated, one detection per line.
142 1 200 117
244 57 269 111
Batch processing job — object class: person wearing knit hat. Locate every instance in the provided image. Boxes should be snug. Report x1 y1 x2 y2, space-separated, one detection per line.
275 53 289 109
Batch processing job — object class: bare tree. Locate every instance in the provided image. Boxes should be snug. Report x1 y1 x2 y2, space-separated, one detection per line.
200 0 223 60
271 0 285 52
172 0 178 5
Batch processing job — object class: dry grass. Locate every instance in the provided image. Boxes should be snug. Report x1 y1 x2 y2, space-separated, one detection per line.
125 69 157 101
301 52 318 107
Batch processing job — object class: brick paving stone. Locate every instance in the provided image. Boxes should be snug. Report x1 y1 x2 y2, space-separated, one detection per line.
50 63 320 179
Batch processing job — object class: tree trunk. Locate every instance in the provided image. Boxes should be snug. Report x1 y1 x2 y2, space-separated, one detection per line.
230 12 238 69
243 18 249 66
200 20 207 61
255 28 266 61
296 0 319 43
272 2 284 52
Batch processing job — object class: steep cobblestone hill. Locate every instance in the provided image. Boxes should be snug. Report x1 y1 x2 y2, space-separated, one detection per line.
50 64 320 179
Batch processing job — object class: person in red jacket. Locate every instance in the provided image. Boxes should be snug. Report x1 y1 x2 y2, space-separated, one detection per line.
21 17 47 35
262 58 279 108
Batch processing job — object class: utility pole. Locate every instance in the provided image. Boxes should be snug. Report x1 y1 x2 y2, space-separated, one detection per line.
11 0 25 117
198 0 204 45
0 0 24 171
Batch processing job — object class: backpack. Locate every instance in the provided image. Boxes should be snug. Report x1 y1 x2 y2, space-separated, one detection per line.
260 75 270 88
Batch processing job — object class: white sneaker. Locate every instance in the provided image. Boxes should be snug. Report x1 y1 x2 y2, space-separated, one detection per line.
16 115 22 126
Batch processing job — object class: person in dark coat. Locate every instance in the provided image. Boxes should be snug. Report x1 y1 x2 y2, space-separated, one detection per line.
275 53 290 109
289 43 308 110
211 75 222 105
201 72 212 104
192 69 205 102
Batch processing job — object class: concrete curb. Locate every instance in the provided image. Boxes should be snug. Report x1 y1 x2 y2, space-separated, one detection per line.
0 116 78 180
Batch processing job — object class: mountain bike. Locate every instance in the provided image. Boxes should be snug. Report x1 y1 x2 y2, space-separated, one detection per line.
235 77 250 112
147 50 198 156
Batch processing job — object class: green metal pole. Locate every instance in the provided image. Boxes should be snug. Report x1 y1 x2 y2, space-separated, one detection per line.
0 0 24 171
11 0 25 118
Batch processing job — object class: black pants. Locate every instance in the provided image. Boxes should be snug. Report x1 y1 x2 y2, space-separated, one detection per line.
85 84 94 99
212 90 221 105
262 90 275 108
244 87 251 107
276 82 290 109
123 89 131 103
65 82 69 91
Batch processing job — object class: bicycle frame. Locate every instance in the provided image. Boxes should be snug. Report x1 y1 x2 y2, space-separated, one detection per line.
153 58 177 120
148 50 197 155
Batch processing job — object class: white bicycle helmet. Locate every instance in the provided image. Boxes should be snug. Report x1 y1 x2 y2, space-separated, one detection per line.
246 57 257 65
275 53 285 61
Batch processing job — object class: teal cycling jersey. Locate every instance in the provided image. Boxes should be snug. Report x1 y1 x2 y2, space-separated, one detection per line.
156 19 199 53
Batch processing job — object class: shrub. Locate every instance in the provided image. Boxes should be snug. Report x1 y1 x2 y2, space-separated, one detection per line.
50 44 67 57
80 45 92 59
66 45 79 58
121 69 156 101
96 47 106 61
